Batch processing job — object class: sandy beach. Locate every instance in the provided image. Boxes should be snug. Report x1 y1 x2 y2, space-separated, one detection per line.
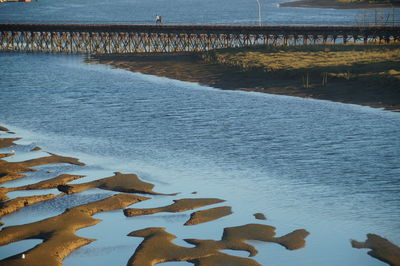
88 44 400 112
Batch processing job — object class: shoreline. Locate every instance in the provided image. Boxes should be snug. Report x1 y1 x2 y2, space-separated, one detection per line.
87 46 400 112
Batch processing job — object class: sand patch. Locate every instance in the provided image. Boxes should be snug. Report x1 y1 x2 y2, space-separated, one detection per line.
0 174 85 208
351 234 400 266
0 187 8 201
0 138 21 149
127 224 309 266
0 153 14 159
189 253 261 266
0 153 85 184
0 193 149 266
184 206 232 226
0 126 9 132
124 198 225 217
57 172 169 195
253 213 267 220
0 194 58 218
12 174 85 191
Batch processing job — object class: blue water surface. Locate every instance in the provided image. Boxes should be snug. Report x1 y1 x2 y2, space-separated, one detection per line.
0 53 399 266
0 0 379 25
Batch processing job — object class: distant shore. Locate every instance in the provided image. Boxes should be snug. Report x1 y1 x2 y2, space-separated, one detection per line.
88 44 400 112
279 0 399 9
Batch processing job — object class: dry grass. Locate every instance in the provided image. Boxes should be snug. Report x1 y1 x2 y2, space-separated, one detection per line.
201 44 400 89
204 45 400 73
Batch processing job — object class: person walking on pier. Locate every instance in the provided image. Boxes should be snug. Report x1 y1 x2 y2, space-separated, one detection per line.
155 15 163 24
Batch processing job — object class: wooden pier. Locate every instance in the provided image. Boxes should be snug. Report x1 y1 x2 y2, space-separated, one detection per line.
0 24 399 54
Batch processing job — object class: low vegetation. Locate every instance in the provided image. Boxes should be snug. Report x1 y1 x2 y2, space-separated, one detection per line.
201 44 400 87
203 44 399 73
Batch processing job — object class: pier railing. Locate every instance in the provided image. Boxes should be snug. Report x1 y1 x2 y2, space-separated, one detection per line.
0 24 399 54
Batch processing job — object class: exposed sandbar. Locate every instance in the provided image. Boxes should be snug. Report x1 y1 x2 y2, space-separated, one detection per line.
124 198 225 217
184 206 232 226
128 227 217 266
0 138 21 149
127 224 309 266
0 174 84 203
351 234 400 266
253 213 267 220
0 187 8 201
0 194 58 218
0 153 85 184
0 126 9 132
219 224 309 253
14 174 84 191
0 153 14 159
274 229 311 250
189 254 261 266
11 152 85 168
0 193 149 266
30 146 41 152
58 172 170 195
128 227 260 266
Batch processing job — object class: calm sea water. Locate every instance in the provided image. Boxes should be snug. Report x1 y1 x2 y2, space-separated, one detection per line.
0 1 400 265
0 0 381 26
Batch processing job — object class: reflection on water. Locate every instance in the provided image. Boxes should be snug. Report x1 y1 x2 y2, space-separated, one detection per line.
0 53 399 265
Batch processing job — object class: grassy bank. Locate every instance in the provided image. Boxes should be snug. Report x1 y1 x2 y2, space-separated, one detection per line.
201 44 400 89
203 45 399 72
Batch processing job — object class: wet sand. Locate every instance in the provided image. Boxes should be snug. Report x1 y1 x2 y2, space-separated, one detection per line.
0 194 149 266
351 234 400 266
57 172 172 196
123 198 225 217
88 46 400 112
127 225 309 266
0 138 21 149
254 212 267 220
352 234 400 266
184 206 233 226
0 152 85 185
1 125 399 266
